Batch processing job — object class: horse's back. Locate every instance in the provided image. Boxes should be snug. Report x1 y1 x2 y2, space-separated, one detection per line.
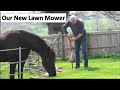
0 30 24 61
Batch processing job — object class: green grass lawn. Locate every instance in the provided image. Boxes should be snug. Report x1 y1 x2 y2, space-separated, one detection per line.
1 56 120 79
48 56 120 79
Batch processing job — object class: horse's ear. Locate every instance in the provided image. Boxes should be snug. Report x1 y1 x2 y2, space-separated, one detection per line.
47 47 50 51
47 46 54 51
51 46 54 51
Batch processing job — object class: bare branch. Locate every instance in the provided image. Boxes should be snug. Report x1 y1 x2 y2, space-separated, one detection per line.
99 11 120 21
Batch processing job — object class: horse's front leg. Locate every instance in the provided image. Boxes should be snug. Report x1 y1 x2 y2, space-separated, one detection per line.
10 63 17 79
18 61 25 79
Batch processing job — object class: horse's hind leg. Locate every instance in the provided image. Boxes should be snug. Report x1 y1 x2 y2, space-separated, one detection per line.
10 63 17 79
18 62 25 79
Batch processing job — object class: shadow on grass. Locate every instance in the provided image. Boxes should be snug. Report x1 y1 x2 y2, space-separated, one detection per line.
85 67 100 71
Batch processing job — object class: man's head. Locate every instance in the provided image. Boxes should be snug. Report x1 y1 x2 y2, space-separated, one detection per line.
69 15 77 25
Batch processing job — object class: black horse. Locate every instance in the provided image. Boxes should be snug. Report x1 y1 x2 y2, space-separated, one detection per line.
0 30 56 79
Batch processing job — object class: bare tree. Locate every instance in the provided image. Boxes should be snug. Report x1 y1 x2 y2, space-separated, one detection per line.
69 11 88 21
99 11 120 21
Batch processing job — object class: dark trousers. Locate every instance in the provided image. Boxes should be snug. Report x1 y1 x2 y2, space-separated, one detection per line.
74 34 88 67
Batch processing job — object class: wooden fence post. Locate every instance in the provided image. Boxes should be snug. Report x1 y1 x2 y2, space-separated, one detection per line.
60 32 65 60
116 31 120 52
118 31 120 51
57 33 60 57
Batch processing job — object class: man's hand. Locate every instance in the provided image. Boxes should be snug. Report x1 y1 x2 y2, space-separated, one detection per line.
66 34 72 37
69 37 76 41
66 34 76 41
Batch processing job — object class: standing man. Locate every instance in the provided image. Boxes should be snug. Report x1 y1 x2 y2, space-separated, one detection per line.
62 15 88 68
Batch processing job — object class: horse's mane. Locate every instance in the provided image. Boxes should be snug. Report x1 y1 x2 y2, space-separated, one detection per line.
0 30 55 61
19 30 49 47
1 30 49 48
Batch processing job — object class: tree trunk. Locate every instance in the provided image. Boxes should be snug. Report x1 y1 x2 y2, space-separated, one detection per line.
47 23 64 34
44 11 69 35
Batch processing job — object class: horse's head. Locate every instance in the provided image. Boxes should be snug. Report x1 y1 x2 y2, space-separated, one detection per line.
42 47 56 77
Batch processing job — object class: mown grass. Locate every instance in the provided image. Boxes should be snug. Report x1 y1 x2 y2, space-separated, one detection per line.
1 55 120 79
47 55 120 79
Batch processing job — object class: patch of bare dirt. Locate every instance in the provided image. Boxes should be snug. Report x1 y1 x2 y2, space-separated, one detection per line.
24 66 64 79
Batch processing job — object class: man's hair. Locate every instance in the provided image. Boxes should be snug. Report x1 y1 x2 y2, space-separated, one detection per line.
70 15 77 20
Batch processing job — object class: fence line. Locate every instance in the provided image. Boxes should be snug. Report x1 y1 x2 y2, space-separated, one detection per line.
0 47 41 79
41 30 120 58
0 47 25 79
0 48 26 52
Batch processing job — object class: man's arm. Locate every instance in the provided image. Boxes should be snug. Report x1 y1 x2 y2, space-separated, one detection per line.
62 21 69 35
70 21 84 41
75 33 83 40
75 21 84 39
70 33 83 41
